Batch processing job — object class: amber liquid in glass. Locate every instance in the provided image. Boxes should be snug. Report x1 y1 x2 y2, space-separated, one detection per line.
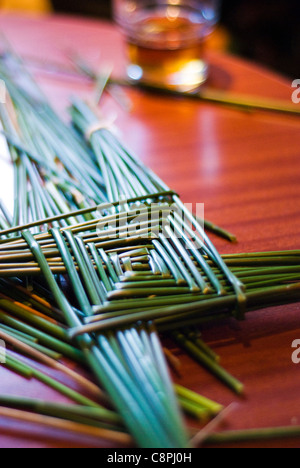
126 6 213 90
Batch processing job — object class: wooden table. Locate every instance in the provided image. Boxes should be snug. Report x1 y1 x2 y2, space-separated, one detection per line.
0 13 300 449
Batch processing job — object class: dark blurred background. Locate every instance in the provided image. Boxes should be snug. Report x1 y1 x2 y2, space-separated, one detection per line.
51 0 299 78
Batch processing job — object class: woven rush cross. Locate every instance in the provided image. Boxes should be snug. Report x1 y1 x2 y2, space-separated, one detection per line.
0 189 243 449
0 52 300 448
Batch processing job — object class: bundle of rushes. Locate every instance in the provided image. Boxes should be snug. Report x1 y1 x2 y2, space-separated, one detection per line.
0 54 299 447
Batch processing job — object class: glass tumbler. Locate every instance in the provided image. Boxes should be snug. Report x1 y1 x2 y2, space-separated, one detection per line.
113 0 221 90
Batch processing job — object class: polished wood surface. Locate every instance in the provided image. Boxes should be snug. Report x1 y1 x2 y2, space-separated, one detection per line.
0 14 300 448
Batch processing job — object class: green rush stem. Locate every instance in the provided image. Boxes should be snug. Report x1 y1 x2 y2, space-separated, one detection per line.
235 265 300 279
0 328 104 398
51 228 93 317
0 200 13 227
107 286 195 300
0 311 85 364
222 257 300 267
88 243 113 292
2 325 61 359
115 280 178 289
156 283 300 331
184 329 220 362
164 225 210 294
95 332 184 448
107 76 300 117
116 328 186 447
171 331 244 395
133 325 188 443
244 273 300 289
11 282 63 320
174 196 246 319
175 384 223 415
204 426 300 446
5 353 33 378
158 234 199 291
21 231 84 328
88 341 166 448
170 215 225 294
63 229 102 306
145 323 189 445
202 219 237 243
76 235 106 304
150 249 170 277
0 297 70 342
178 397 211 421
0 323 38 343
151 239 185 285
18 339 62 360
6 350 103 408
222 251 300 259
0 190 177 238
69 294 235 337
0 395 121 427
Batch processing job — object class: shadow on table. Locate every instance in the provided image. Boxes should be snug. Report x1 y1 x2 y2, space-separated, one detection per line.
200 303 300 350
207 63 233 91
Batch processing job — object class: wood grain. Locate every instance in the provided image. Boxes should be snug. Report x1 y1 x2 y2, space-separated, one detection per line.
0 13 299 448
